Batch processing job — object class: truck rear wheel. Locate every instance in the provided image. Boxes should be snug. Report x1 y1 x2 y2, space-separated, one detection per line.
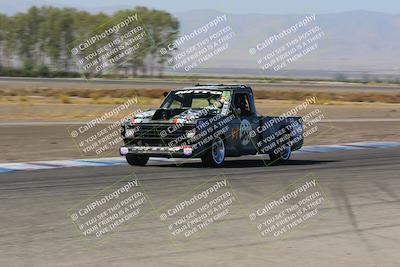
269 133 291 164
126 154 149 166
201 137 225 167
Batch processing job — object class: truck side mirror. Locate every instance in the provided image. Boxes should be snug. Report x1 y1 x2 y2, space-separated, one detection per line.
163 92 168 97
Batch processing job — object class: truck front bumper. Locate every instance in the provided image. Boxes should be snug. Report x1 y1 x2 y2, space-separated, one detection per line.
120 145 198 158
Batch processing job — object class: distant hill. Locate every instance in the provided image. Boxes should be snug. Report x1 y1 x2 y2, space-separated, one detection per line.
172 10 400 76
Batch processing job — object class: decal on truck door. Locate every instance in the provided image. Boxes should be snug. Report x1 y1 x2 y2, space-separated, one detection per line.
240 119 251 146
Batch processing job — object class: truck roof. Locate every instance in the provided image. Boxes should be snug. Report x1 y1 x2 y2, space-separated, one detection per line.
175 84 251 91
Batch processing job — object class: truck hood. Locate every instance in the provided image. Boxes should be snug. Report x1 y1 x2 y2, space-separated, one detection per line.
128 108 216 124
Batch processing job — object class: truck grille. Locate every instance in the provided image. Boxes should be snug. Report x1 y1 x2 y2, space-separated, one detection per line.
125 124 195 146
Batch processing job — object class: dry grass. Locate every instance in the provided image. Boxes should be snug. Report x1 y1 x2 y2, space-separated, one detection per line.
18 95 30 102
57 94 71 104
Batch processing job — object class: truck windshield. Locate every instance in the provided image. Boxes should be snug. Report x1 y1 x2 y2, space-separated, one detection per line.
160 90 231 112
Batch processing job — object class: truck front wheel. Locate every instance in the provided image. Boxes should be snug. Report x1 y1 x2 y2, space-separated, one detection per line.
126 154 149 166
201 137 225 167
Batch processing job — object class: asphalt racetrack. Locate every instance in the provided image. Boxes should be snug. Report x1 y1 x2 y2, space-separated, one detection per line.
1 147 399 267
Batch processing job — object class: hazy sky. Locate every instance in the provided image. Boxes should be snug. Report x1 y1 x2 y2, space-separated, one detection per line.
4 0 400 14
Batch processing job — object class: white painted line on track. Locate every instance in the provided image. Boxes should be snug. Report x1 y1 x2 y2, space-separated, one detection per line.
0 141 399 173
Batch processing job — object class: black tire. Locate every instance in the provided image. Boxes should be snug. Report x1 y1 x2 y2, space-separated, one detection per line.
126 154 149 166
269 133 291 164
201 137 226 167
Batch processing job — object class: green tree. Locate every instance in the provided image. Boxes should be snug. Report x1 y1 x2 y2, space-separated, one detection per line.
2 16 16 68
0 14 7 67
14 7 45 69
150 9 179 76
0 6 180 77
114 7 179 77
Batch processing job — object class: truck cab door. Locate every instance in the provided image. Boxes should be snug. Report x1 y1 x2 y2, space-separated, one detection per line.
230 91 259 155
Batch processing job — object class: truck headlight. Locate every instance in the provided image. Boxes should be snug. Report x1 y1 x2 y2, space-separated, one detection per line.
120 147 129 155
186 129 196 139
125 129 136 138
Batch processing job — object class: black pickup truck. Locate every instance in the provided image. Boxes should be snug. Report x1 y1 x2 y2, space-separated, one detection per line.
120 84 304 167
